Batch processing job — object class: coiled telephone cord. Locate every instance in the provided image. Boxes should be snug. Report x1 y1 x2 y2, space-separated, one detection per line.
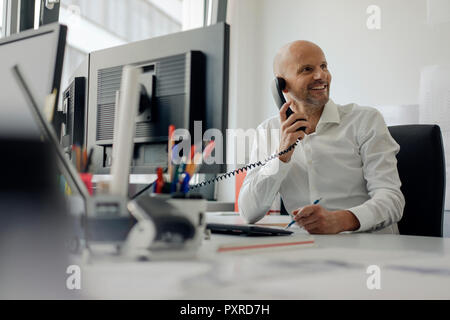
188 139 300 190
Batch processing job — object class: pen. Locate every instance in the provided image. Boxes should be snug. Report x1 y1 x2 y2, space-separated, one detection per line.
180 173 191 193
168 125 175 182
186 152 202 178
189 145 196 163
171 164 181 192
156 167 164 193
285 198 322 229
73 145 81 172
85 148 94 173
82 147 88 172
187 141 215 176
171 143 180 163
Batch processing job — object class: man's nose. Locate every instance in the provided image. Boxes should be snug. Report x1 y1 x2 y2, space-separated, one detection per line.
313 68 325 80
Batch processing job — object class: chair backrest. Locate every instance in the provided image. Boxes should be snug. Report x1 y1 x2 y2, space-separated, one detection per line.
388 125 446 237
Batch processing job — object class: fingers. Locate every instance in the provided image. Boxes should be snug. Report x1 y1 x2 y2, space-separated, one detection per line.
279 101 292 122
297 214 320 227
287 120 309 133
292 204 317 217
295 218 321 234
280 102 308 127
285 130 306 146
281 113 308 131
295 204 319 221
283 120 308 144
292 205 324 233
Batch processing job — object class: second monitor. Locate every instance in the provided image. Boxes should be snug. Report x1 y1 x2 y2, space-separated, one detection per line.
87 23 230 175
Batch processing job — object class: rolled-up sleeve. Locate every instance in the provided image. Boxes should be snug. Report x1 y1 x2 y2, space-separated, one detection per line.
348 110 405 232
238 125 292 223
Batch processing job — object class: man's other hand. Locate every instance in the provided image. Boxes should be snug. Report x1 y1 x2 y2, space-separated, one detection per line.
292 205 360 234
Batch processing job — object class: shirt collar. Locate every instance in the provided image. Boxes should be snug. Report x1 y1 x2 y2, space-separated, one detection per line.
316 99 340 130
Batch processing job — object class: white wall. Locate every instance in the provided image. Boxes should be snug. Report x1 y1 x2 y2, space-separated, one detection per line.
218 0 450 203
216 0 264 202
239 0 450 127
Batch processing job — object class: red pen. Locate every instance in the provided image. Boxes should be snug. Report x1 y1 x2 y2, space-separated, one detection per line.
168 125 175 181
190 145 196 163
156 167 164 193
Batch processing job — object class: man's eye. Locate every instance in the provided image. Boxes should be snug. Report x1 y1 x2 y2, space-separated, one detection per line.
321 64 328 70
303 67 312 72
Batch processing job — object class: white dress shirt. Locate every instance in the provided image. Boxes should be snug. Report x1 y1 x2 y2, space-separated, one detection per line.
238 100 405 234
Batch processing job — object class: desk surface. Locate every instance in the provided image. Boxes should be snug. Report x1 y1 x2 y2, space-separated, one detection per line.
79 213 450 299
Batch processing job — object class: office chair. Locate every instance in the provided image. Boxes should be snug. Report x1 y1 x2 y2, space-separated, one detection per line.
388 125 446 237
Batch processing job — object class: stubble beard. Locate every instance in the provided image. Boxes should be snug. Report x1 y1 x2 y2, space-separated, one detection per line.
305 87 330 108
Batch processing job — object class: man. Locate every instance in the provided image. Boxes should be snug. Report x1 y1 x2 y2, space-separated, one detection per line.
238 40 405 234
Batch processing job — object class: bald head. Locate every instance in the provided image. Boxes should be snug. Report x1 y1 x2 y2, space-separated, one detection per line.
272 40 331 108
273 40 325 77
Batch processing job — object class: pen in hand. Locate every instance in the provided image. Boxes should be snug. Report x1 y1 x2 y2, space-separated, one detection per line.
285 198 322 229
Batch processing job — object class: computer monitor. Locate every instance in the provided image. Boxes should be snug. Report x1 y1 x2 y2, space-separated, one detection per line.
0 23 89 201
58 77 86 159
0 23 66 138
87 22 230 175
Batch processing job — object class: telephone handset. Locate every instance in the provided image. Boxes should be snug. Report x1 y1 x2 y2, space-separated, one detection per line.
271 77 288 109
270 77 307 132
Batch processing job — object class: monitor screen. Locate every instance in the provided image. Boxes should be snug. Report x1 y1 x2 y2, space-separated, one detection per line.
0 23 66 138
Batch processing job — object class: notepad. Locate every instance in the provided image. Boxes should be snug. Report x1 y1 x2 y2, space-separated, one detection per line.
215 234 315 253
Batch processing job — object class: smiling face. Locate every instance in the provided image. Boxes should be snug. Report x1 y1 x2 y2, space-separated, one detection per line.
274 41 332 109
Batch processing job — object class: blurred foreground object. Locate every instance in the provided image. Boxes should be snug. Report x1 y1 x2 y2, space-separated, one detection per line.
0 137 75 299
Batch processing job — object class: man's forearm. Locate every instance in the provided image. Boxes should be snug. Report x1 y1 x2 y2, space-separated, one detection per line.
336 210 360 232
239 186 272 223
239 158 292 223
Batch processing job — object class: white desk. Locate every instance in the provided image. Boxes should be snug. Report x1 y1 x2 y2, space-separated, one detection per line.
79 213 450 299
